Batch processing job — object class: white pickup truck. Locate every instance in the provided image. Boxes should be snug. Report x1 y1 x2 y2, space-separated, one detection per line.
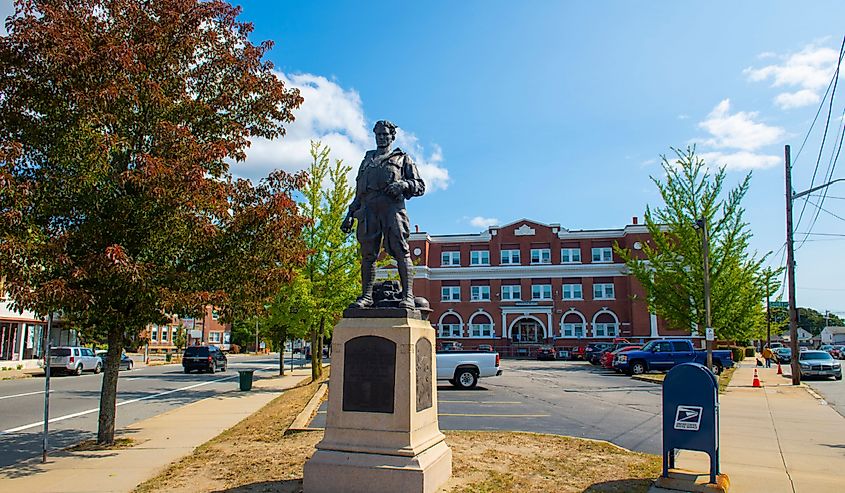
436 350 502 389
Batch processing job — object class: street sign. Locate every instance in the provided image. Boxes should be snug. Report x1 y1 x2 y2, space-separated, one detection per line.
705 327 714 341
771 301 788 308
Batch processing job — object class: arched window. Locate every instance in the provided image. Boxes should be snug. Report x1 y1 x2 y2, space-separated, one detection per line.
560 310 586 338
468 311 494 338
592 310 619 338
437 311 463 338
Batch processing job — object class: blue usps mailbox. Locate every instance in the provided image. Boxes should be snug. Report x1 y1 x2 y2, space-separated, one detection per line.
662 362 719 484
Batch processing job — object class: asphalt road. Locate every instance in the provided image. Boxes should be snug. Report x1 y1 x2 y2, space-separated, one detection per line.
0 353 310 468
803 375 845 418
310 359 663 453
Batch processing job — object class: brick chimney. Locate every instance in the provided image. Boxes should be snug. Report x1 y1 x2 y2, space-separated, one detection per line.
632 216 639 225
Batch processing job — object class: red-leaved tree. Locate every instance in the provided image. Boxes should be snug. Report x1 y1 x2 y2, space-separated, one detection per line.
0 0 308 444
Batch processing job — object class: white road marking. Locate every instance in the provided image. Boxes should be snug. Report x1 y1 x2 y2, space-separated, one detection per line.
1 374 238 434
0 390 52 401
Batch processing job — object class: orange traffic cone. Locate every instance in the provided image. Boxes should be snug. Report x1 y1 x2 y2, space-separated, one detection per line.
776 362 783 375
752 368 762 388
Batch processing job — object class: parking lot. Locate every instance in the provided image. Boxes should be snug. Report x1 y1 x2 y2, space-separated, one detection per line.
309 358 663 453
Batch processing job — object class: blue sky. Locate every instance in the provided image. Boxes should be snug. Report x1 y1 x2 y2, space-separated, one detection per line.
3 1 844 316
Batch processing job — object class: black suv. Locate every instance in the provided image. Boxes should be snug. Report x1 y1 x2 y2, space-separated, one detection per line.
182 345 227 373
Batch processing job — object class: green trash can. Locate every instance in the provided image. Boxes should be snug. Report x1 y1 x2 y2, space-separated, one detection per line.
165 353 172 362
238 369 255 391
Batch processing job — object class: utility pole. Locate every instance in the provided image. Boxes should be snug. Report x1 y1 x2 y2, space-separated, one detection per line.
696 217 713 371
785 145 801 385
42 313 52 463
766 275 771 349
254 319 259 354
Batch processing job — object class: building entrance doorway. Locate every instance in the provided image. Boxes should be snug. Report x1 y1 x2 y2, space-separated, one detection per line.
512 319 545 343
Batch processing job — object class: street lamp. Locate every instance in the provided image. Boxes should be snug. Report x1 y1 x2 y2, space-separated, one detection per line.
693 218 714 371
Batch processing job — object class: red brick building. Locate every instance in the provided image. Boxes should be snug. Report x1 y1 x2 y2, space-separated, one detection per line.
404 219 691 355
144 306 231 354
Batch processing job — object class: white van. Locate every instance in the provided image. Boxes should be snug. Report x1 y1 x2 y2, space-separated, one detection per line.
49 347 102 375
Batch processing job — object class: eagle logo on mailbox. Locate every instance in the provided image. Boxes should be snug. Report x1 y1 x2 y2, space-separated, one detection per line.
673 405 703 431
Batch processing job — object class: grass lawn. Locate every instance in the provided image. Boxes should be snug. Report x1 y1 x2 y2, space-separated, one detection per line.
135 367 661 493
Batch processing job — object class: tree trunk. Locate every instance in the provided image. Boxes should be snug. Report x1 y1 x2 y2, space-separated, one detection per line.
278 326 287 376
310 325 319 381
97 327 122 445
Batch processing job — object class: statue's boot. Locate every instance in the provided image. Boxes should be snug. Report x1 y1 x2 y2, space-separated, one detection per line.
350 261 376 308
397 255 415 309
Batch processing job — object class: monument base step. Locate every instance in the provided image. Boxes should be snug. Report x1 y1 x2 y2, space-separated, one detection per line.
303 440 452 493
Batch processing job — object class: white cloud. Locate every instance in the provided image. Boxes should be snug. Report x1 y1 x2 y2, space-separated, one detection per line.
744 43 842 109
469 216 499 229
234 71 450 192
774 89 821 109
698 99 785 151
699 151 781 171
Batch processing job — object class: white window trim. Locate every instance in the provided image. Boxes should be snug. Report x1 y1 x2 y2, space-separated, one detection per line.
501 285 522 301
531 284 552 301
591 309 620 338
470 285 491 302
591 247 613 263
209 332 222 343
500 249 521 265
470 250 490 266
593 283 615 300
150 327 158 342
468 311 495 338
441 251 461 267
530 248 551 265
562 284 584 300
437 311 465 338
561 248 582 264
441 286 461 302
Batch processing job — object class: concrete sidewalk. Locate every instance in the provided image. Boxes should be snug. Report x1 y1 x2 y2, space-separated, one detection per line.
0 368 314 493
653 357 845 492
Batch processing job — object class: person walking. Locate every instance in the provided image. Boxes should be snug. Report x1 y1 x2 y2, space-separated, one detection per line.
761 346 774 368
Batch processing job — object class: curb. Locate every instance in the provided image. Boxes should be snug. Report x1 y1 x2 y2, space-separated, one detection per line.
801 384 828 405
287 382 328 432
631 375 664 385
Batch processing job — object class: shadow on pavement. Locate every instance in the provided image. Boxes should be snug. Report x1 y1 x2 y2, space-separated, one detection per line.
582 478 655 492
211 479 303 492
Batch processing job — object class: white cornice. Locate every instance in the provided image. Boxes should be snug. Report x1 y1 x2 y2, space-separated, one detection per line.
409 222 652 244
391 263 629 280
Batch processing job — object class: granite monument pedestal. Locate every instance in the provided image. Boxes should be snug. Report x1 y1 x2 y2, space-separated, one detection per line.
303 310 452 493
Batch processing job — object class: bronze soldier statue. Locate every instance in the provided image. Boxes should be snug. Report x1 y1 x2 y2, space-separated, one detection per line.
341 120 425 309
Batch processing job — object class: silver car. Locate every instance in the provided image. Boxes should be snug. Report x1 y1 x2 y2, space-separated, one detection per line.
798 350 842 380
49 346 102 376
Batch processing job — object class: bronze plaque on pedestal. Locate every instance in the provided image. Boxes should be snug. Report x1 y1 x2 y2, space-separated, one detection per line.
343 336 396 413
416 338 432 411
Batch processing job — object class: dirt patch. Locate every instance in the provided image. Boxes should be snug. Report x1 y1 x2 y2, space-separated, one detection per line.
135 366 660 493
65 437 138 452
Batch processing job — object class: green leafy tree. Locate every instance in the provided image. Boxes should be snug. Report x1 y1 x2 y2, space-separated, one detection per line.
0 0 307 444
619 147 769 341
301 141 360 381
771 306 844 336
173 323 188 355
263 273 314 374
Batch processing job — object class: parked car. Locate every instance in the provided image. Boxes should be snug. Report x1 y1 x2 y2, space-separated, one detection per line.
769 342 784 350
831 345 845 359
49 346 102 376
436 349 501 389
798 350 842 380
593 341 636 366
570 345 587 360
95 350 134 371
556 348 571 360
476 344 494 352
602 345 642 369
536 346 556 360
614 339 734 375
773 347 792 364
585 342 615 365
182 345 227 373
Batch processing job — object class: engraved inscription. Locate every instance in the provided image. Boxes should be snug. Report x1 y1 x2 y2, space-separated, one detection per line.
343 336 396 413
416 338 432 412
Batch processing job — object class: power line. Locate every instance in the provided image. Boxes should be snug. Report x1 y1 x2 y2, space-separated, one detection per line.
795 232 845 237
804 198 845 222
794 36 845 232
